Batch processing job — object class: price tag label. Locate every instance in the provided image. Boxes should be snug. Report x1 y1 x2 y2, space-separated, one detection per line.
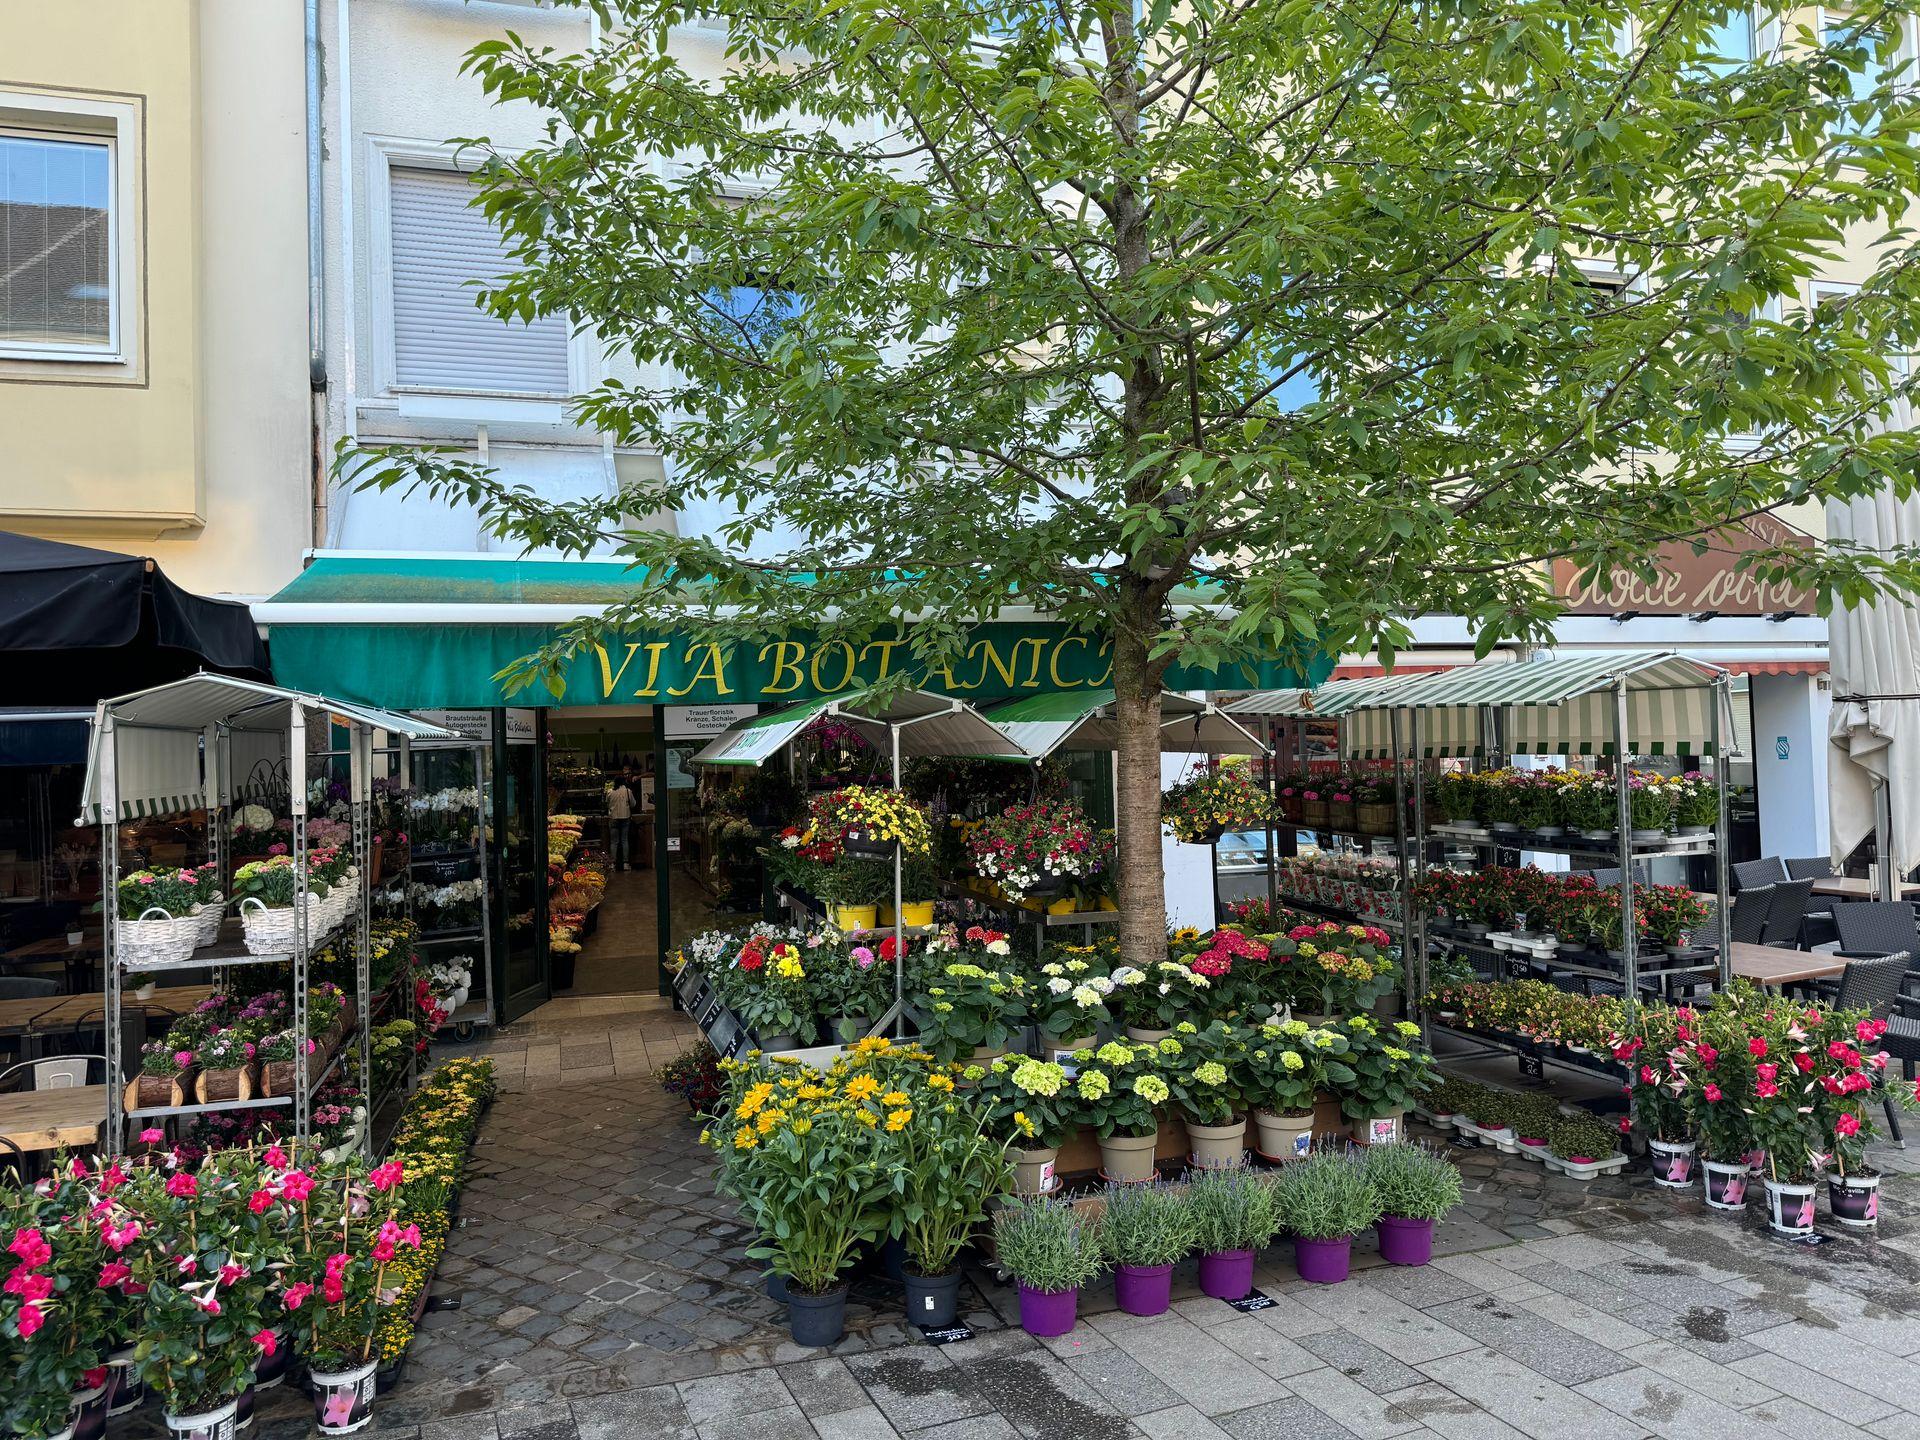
1518 1054 1545 1081
1226 1289 1277 1313
918 1323 977 1345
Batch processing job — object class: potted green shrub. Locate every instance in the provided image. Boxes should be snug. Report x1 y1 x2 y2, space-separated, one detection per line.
2 1163 113 1440
1098 1182 1197 1317
1271 1149 1382 1285
1241 1022 1353 1160
993 1197 1105 1337
917 962 1031 1063
1360 1144 1462 1266
1547 1116 1628 1181
1187 1168 1281 1300
890 1082 1013 1328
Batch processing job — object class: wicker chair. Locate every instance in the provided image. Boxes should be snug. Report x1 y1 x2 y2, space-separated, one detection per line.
1730 885 1772 945
1733 857 1789 891
1786 857 1835 881
1808 953 1912 1146
1832 902 1920 962
1760 879 1815 947
0 977 58 1000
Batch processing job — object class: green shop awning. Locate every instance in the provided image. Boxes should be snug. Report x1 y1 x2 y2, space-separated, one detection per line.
692 688 1028 766
1226 673 1479 760
983 689 1267 761
257 553 1330 710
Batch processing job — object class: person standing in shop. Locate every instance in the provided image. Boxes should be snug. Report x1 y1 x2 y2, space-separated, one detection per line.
607 773 638 871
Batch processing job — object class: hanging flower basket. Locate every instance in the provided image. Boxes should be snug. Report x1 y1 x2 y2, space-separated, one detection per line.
841 827 898 858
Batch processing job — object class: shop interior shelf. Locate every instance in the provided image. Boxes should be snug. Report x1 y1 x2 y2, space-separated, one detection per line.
416 926 485 943
411 847 480 863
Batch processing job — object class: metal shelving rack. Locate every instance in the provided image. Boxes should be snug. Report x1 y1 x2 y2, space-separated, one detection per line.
84 677 460 1159
407 739 494 1039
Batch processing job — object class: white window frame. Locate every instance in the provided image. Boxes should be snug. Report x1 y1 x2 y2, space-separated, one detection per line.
366 136 591 407
0 89 138 367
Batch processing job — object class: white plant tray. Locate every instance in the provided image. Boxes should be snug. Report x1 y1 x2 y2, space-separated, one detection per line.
1544 1152 1630 1181
1488 932 1561 958
1456 1120 1520 1152
1515 1140 1553 1164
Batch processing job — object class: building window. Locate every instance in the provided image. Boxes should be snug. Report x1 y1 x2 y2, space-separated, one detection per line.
387 164 571 396
0 128 115 358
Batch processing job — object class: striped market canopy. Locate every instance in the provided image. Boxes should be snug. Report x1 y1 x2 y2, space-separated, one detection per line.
1365 651 1736 756
1228 674 1478 760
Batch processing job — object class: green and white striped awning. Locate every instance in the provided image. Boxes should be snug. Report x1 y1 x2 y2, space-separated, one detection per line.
691 687 1029 766
1227 675 1478 759
983 689 1266 761
1367 652 1736 756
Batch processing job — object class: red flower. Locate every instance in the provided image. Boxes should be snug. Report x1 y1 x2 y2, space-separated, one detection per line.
164 1173 197 1199
1792 1053 1815 1073
1748 1037 1768 1058
1835 1112 1862 1138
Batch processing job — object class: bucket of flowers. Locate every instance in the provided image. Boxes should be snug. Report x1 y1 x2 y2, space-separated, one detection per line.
116 869 204 969
1670 772 1720 836
1162 763 1275 846
2 1161 116 1440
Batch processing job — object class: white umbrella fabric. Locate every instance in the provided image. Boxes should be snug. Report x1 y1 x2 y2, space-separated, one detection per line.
1827 489 1920 887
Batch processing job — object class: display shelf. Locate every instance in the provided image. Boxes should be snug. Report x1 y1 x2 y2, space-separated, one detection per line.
1275 893 1405 932
1428 1018 1629 1083
416 926 485 944
1427 825 1715 859
128 1093 293 1121
117 920 354 974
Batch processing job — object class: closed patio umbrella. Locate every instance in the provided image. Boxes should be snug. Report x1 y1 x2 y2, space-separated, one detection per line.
1827 489 1920 895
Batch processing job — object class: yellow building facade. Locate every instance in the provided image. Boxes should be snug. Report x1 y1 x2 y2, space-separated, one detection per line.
0 0 312 598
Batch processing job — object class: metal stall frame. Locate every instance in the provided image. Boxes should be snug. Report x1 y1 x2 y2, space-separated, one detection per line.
85 676 458 1159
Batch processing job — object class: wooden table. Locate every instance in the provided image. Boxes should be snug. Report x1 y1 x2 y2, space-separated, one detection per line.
0 985 213 1040
1807 876 1920 901
0 1084 106 1153
1728 942 1848 988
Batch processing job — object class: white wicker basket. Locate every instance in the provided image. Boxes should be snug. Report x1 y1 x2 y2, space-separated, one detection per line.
119 907 200 970
238 895 324 956
192 896 225 949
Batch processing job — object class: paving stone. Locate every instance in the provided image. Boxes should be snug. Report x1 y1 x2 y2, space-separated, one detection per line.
1617 1339 1780 1409
419 1421 502 1440
1426 1297 1636 1387
1279 1367 1424 1440
692 1404 814 1439
1215 1396 1362 1440
777 1358 870 1419
1416 1347 1649 1440
1356 1265 1483 1311
494 1404 574 1435
842 1348 991 1430
676 1369 795 1427
1107 1316 1294 1417
1728 1351 1898 1426
1208 1317 1324 1381
1063 1346 1187 1414
1575 1366 1799 1440
1370 1382 1533 1440
1746 1394 1888 1440
1298 1331 1424 1395
808 1406 900 1439
957 1353 1134 1440
1292 1285 1480 1366
1135 1405 1237 1438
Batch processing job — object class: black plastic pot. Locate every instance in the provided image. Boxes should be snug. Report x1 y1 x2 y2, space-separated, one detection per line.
551 951 577 990
842 829 898 858
904 1268 962 1328
788 1284 849 1348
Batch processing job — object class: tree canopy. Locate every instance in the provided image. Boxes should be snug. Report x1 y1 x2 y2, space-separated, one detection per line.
344 0 1920 960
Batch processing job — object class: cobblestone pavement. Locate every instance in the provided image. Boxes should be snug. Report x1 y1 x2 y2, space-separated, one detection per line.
179 999 1920 1438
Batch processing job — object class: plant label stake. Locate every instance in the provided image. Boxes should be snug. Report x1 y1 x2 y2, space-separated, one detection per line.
918 1322 977 1345
1226 1289 1277 1313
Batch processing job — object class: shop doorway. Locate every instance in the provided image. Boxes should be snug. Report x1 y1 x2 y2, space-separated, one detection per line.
545 707 731 997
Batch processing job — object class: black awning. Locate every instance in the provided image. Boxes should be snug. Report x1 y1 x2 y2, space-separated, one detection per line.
0 532 271 706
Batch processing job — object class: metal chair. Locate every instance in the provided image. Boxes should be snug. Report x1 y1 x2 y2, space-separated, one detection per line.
1733 857 1789 891
0 977 59 1000
1730 885 1772 945
0 1056 104 1093
1760 879 1815 947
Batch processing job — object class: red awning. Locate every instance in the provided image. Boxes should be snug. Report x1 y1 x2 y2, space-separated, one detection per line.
1716 660 1828 677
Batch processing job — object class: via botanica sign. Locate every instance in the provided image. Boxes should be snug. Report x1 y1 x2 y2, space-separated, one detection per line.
1551 515 1814 617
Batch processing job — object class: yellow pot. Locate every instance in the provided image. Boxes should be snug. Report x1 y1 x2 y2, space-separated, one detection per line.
900 901 935 927
876 903 896 927
833 905 879 932
1047 897 1079 916
1098 896 1119 911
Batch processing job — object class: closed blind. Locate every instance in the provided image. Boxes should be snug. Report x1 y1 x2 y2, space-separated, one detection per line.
389 166 570 393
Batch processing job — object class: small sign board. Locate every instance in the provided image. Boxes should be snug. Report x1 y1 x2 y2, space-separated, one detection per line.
667 836 683 854
1225 1289 1278 1313
710 1012 741 1058
918 1322 977 1345
698 994 724 1028
1517 1053 1546 1081
665 704 759 739
724 1028 752 1061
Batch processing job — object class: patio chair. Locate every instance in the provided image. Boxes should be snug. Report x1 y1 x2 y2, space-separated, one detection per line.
0 1055 105 1093
1760 879 1815 947
1733 857 1789 891
1786 857 1835 881
1729 885 1772 945
1803 954 1911 1145
1832 902 1920 962
0 977 58 1000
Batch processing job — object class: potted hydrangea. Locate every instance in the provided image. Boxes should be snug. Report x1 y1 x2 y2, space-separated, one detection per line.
975 1056 1074 1195
1241 1021 1352 1161
1065 1041 1169 1183
1164 1021 1250 1169
1337 1018 1436 1147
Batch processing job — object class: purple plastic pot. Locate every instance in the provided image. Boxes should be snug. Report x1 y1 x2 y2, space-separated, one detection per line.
1376 1215 1434 1267
1198 1249 1255 1300
1018 1284 1079 1337
1114 1262 1175 1316
1294 1235 1353 1285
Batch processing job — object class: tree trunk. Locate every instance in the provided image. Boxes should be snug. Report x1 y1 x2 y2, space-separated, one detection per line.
1110 621 1170 974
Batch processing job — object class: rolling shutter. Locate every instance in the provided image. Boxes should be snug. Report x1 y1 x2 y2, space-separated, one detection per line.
388 166 570 394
